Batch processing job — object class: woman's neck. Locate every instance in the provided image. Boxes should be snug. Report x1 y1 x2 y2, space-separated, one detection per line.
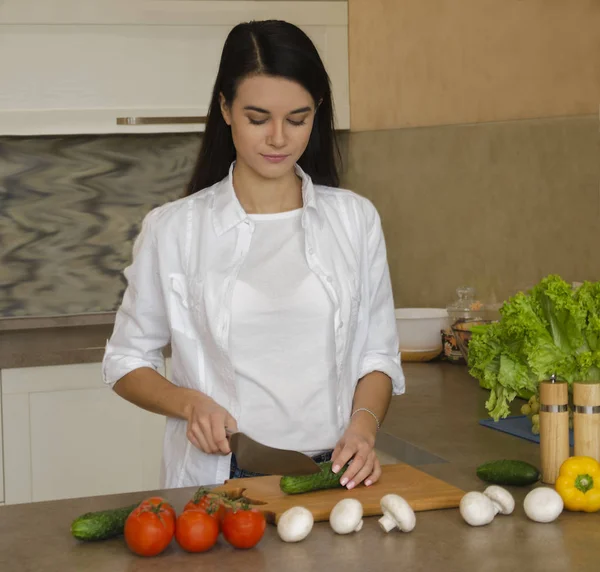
232 160 303 215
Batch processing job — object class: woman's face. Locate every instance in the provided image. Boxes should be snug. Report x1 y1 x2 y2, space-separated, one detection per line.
220 75 316 180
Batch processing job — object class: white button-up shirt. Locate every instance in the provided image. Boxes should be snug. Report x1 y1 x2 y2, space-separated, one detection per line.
102 163 405 488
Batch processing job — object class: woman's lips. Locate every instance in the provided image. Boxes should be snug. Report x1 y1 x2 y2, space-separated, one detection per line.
262 154 289 164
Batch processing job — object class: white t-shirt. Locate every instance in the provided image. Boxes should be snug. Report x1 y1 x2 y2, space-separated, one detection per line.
230 208 340 456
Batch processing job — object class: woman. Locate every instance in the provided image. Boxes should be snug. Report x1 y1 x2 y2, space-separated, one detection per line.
102 20 405 491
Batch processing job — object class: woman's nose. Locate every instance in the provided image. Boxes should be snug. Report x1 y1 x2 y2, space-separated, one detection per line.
267 121 286 148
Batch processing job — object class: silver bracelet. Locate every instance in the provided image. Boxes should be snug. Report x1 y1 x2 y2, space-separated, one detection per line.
351 407 381 430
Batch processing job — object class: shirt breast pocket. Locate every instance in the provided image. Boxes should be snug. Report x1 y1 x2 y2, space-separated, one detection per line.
168 273 204 341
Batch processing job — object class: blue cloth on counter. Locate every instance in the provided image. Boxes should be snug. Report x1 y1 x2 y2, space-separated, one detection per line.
479 415 574 446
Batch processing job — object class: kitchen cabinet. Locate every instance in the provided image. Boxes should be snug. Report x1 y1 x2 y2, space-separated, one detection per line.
0 0 349 135
1 362 166 504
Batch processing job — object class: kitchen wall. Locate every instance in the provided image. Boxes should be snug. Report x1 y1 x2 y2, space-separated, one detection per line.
0 131 349 317
345 0 600 309
2 1 599 317
341 116 600 309
0 0 349 317
0 134 201 316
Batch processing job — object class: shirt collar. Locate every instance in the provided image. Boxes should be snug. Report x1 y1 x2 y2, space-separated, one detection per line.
211 162 323 236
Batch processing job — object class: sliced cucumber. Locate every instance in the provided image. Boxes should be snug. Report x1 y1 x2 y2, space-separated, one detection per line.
280 462 348 495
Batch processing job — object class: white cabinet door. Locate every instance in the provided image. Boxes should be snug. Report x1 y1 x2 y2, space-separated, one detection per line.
1 362 166 504
0 1 349 135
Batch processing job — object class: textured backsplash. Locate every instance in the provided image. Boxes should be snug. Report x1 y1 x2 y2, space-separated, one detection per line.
1 115 598 318
1 134 201 316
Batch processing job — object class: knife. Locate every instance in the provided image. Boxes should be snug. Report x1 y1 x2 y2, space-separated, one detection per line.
226 430 321 476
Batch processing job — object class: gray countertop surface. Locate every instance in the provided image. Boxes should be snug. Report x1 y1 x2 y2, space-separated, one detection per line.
0 363 593 572
0 313 172 368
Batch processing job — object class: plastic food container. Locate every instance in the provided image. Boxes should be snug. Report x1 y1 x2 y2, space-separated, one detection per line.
395 308 450 361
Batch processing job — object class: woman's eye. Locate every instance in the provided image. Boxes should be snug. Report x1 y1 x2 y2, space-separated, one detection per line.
247 116 307 126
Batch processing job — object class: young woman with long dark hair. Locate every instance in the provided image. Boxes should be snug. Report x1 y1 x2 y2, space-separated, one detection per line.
103 20 405 490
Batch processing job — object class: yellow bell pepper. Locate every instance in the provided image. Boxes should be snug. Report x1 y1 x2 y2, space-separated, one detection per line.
555 456 600 513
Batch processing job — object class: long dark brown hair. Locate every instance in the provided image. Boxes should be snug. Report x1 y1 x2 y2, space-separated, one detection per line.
185 20 341 195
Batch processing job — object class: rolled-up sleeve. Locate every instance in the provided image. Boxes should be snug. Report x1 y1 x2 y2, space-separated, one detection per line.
102 209 170 387
357 205 405 396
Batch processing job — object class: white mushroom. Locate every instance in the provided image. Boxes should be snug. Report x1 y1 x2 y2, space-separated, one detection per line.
483 486 515 515
459 492 497 526
277 506 314 543
523 487 564 523
329 499 364 534
378 494 416 533
460 485 516 527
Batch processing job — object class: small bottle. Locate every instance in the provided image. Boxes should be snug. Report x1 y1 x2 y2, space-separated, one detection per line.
446 287 483 325
539 376 570 484
573 382 600 462
443 287 484 364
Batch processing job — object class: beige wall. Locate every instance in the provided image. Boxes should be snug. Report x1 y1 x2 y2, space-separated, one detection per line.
349 0 600 131
345 0 600 309
340 116 600 309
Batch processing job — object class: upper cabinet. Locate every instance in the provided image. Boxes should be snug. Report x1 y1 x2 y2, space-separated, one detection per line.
0 1 349 135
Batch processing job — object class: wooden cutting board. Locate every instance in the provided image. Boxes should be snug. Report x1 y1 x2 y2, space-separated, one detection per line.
212 463 465 524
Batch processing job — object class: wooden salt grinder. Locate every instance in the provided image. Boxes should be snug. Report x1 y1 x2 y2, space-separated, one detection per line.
539 377 570 484
573 382 600 462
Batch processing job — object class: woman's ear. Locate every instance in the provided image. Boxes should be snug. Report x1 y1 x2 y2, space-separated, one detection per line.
220 93 232 125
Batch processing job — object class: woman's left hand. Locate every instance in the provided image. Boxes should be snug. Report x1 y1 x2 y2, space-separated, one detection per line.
330 414 381 490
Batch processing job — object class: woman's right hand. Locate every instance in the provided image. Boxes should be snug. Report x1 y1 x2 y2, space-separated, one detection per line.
184 394 238 455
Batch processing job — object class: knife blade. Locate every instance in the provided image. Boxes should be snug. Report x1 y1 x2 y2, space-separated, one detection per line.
227 430 321 476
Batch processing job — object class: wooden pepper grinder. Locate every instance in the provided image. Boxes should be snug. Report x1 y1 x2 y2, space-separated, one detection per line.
539 375 570 484
573 382 600 461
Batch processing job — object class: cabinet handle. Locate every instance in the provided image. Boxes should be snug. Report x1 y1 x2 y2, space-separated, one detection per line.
116 116 207 125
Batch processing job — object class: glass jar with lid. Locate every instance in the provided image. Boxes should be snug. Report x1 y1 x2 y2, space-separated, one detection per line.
446 286 484 325
442 286 485 364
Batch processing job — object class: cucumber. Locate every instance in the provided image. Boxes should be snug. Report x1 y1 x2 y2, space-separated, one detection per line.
280 461 348 494
476 460 540 486
71 503 139 541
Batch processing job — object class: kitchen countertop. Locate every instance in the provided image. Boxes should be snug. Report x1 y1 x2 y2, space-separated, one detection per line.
0 313 116 368
0 363 595 572
0 312 170 368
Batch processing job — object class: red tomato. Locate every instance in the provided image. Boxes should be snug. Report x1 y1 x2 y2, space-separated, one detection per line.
175 509 220 553
138 496 177 521
184 491 226 523
124 503 175 557
221 506 266 549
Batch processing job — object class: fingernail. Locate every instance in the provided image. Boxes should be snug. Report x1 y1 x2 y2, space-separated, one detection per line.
365 479 372 487
347 482 355 490
332 465 340 474
340 478 348 486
